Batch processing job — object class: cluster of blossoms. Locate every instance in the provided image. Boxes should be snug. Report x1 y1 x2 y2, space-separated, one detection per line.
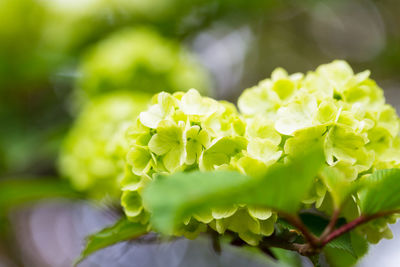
238 60 400 243
122 61 400 244
60 27 212 199
121 89 277 244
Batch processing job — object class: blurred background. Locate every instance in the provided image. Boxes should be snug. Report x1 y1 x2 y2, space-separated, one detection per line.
1 0 400 266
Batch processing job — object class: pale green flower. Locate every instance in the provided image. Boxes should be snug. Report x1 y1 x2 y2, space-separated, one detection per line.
238 85 280 117
148 120 186 172
179 89 219 117
245 116 281 145
139 92 177 128
185 125 210 165
247 139 282 165
126 145 155 176
275 93 318 135
199 136 247 171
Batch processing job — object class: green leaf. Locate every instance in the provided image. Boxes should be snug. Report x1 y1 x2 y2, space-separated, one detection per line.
299 213 355 256
358 169 400 215
324 246 356 267
280 213 355 256
143 145 325 234
270 247 302 267
0 178 81 212
320 166 360 209
143 171 247 234
75 218 147 265
324 232 369 267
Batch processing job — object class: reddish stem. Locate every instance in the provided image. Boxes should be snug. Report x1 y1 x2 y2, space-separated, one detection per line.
279 212 319 246
319 209 340 241
322 211 397 245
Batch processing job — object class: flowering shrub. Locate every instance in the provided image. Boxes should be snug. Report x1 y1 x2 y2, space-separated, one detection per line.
75 61 400 267
121 60 400 243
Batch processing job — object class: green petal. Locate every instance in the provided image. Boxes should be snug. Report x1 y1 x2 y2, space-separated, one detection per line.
325 125 368 165
148 120 184 155
121 191 144 218
247 139 282 165
126 145 153 176
246 117 281 145
211 206 238 219
193 209 214 223
284 125 327 157
163 145 186 173
139 92 176 128
238 85 279 116
316 60 354 90
223 208 260 235
367 126 393 154
179 89 218 116
139 104 165 129
199 136 247 171
185 125 210 165
260 213 277 236
272 78 295 101
236 156 269 178
247 206 272 220
275 94 318 135
316 100 338 124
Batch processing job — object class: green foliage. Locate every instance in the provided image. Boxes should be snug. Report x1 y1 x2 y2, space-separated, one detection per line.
270 248 302 267
358 169 400 215
143 171 247 234
75 218 147 265
320 166 360 209
143 145 324 234
299 213 354 255
324 232 369 267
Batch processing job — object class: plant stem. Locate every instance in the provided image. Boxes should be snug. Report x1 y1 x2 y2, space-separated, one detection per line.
208 227 221 254
321 210 397 245
319 209 340 241
232 209 399 261
279 212 319 246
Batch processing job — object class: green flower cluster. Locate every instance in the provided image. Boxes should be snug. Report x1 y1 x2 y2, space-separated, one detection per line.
60 27 213 199
59 91 151 199
121 89 277 244
121 61 400 245
77 27 211 98
238 60 400 242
